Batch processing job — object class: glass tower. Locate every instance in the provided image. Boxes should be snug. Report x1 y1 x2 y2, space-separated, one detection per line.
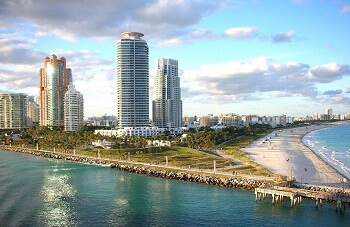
39 54 71 128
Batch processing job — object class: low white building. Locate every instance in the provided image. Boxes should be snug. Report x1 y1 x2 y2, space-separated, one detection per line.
148 140 171 147
95 127 183 138
92 139 113 149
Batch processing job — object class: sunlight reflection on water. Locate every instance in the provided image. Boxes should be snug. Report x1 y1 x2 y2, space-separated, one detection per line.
39 167 78 226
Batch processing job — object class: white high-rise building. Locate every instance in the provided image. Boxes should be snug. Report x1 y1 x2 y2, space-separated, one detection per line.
0 93 28 129
153 58 182 128
64 84 84 132
117 32 149 128
27 96 39 126
326 108 333 119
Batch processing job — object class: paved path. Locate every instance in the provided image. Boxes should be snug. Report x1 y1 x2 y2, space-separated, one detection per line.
212 137 245 166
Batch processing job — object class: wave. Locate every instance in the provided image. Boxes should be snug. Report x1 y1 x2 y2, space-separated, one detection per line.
303 124 350 178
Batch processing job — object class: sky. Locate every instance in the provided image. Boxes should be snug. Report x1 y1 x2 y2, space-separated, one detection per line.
0 0 350 118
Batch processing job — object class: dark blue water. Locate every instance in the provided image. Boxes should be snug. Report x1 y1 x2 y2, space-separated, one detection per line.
303 124 350 179
0 150 349 226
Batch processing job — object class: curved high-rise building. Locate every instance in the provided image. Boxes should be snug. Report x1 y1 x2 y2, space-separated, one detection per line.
117 32 149 128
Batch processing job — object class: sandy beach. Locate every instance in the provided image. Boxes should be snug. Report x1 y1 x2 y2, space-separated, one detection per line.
242 124 349 188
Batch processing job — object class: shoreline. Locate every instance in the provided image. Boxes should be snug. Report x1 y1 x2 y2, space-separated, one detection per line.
243 123 349 189
301 123 349 180
0 145 273 191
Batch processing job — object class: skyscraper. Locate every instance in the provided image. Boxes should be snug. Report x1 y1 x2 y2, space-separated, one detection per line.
326 108 333 119
64 84 84 132
27 96 40 126
0 93 28 129
40 54 71 128
117 32 149 128
153 58 182 128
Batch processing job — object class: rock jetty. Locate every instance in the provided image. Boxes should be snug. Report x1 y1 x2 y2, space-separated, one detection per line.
0 145 271 191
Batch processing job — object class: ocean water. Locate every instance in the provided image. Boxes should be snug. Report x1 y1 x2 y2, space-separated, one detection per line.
0 150 349 226
303 124 350 179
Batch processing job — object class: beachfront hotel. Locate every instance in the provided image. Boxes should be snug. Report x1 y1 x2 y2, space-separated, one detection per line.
39 55 71 128
0 93 28 130
64 84 84 132
117 32 149 128
153 58 183 128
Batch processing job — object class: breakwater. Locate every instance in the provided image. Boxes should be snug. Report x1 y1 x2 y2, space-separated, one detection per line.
0 145 271 191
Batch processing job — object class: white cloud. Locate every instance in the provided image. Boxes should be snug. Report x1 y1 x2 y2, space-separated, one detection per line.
223 26 258 40
272 31 295 43
305 63 350 83
156 29 217 47
157 37 185 47
323 89 343 96
0 0 221 41
181 57 349 104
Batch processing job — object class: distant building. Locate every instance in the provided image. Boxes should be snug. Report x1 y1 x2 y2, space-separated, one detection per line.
200 114 218 127
0 93 28 130
183 116 190 126
117 32 149 128
219 113 242 127
333 114 341 120
345 113 350 120
326 108 333 118
27 96 40 126
242 114 259 126
87 115 117 127
153 58 182 128
95 127 183 138
40 54 71 128
64 84 84 132
320 114 331 121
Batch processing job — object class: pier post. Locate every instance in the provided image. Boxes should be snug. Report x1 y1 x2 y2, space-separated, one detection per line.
213 160 216 174
290 196 294 206
336 199 344 213
272 194 275 204
166 156 168 167
316 198 319 209
128 152 130 161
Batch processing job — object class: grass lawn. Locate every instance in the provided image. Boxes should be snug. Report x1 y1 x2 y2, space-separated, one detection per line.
77 146 233 169
218 131 276 176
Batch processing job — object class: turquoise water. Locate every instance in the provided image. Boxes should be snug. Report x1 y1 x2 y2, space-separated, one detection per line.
0 150 349 226
303 124 350 179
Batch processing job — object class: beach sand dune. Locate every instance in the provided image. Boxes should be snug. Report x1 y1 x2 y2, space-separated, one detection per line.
243 125 348 188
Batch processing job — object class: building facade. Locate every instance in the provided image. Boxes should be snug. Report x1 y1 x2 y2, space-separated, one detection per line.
0 93 28 130
153 58 182 128
40 54 71 128
64 84 84 132
117 32 149 128
95 127 183 138
27 96 40 126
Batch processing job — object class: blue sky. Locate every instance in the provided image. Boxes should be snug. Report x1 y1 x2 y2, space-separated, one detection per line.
0 0 349 118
